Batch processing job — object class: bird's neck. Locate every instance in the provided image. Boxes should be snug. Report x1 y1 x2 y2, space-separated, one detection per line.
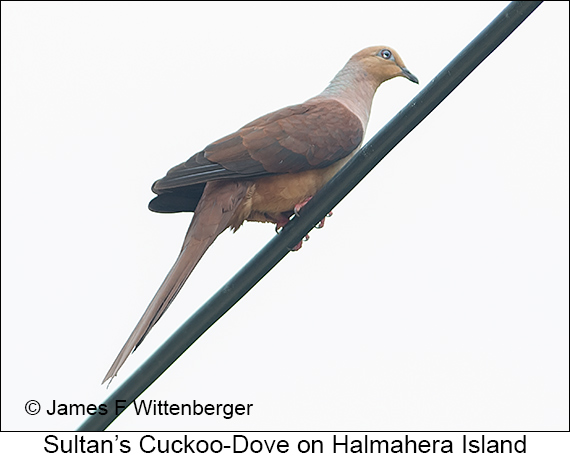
316 61 380 128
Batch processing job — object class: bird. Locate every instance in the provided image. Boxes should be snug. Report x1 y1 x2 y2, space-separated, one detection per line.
102 45 418 384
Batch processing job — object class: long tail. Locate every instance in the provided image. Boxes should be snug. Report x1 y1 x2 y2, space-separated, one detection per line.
102 181 250 384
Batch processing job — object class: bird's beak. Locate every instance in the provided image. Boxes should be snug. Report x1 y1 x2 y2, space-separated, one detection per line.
399 66 419 84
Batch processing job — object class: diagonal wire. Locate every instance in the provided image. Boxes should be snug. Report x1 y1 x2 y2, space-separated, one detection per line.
77 0 542 431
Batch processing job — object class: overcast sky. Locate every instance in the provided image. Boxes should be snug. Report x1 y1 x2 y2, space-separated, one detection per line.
2 1 568 436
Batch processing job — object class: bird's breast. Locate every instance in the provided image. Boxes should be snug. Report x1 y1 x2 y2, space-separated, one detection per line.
246 153 355 223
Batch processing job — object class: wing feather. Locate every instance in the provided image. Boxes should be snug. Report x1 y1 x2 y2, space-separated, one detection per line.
149 99 363 213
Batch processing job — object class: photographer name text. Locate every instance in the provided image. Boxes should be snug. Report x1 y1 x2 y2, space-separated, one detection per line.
39 400 252 419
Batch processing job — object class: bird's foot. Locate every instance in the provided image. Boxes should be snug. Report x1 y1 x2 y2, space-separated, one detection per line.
273 214 310 251
275 217 310 250
293 197 313 217
315 211 333 229
289 234 310 252
276 197 331 250
293 197 333 229
274 216 291 234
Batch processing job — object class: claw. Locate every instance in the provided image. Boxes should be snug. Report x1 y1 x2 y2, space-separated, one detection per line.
288 242 303 252
281 196 328 250
315 211 333 229
288 234 310 252
275 216 291 234
293 196 313 218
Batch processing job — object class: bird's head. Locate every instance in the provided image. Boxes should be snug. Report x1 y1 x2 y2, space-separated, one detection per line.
352 45 419 86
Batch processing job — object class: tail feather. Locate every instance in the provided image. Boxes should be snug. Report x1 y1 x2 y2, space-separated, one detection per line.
102 181 250 384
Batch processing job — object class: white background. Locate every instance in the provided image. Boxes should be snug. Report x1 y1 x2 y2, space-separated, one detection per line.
2 0 568 435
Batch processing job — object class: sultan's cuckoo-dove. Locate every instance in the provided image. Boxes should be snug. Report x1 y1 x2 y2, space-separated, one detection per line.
103 45 418 383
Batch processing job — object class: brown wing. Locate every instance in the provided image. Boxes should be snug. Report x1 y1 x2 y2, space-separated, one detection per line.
149 99 363 213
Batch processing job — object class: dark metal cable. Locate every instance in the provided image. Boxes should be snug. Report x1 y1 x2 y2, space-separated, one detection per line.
77 0 542 431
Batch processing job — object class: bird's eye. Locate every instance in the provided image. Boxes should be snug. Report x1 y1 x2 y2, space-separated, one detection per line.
379 49 392 60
